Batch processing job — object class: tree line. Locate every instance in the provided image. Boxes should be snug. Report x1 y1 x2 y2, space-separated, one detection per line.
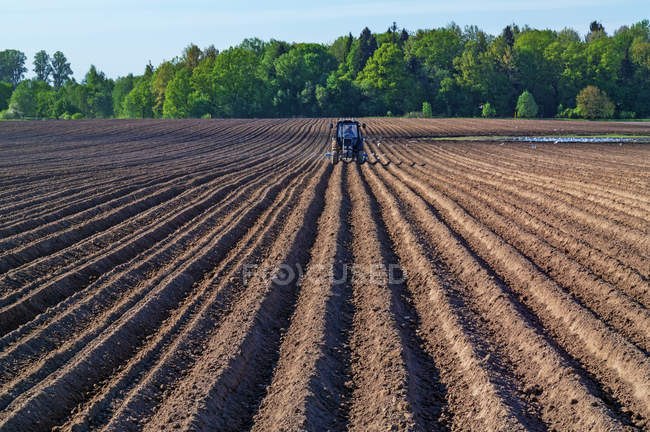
1 20 649 120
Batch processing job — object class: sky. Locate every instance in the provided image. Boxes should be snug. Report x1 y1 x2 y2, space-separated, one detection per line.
3 0 649 80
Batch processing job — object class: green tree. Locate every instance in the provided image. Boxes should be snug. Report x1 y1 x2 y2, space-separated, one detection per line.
33 50 52 83
422 101 433 117
163 68 192 118
516 90 539 117
587 21 606 42
349 27 378 75
502 25 515 47
112 74 136 117
35 87 56 118
189 57 215 115
183 44 202 71
356 42 413 114
377 27 400 47
316 72 362 116
209 47 267 117
1 21 648 120
514 30 557 116
239 38 266 55
404 24 465 113
122 65 154 118
344 33 354 59
50 90 74 119
51 51 73 88
152 61 178 117
80 65 114 118
400 29 410 44
584 36 623 98
0 81 12 110
64 83 90 118
454 35 515 116
482 102 496 117
438 76 465 116
259 39 290 77
272 43 336 115
203 45 219 60
51 81 82 117
407 25 464 72
576 85 615 118
9 79 51 117
9 80 36 116
330 33 354 63
543 35 586 109
0 49 27 86
0 103 22 119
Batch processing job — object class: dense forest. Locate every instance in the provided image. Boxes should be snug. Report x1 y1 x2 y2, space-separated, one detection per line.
1 20 649 120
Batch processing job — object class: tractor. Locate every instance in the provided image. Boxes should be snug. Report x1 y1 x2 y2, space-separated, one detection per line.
330 120 366 164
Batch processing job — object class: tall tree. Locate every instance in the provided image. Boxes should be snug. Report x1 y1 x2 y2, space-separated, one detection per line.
400 29 410 44
112 74 136 117
210 47 266 117
316 72 362 116
590 21 605 33
82 65 114 118
239 38 266 55
356 42 413 114
183 44 202 71
163 68 192 118
51 51 73 88
407 25 464 72
329 34 354 63
33 50 52 83
272 43 336 115
9 79 51 117
0 49 27 86
345 33 354 59
0 81 12 110
502 25 515 47
351 27 378 74
514 29 558 116
122 64 154 118
151 61 178 117
203 45 219 60
587 20 606 42
455 36 516 116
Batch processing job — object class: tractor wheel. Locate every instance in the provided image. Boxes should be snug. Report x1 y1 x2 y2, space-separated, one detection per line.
331 140 340 164
356 151 365 164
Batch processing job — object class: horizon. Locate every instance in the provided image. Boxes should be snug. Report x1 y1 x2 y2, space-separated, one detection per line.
4 0 648 80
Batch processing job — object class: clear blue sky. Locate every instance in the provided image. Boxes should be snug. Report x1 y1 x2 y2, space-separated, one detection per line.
3 0 648 80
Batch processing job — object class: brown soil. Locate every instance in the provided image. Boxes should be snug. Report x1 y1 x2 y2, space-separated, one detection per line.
0 118 648 431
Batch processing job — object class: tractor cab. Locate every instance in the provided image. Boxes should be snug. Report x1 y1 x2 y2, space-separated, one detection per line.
330 120 366 164
338 122 359 139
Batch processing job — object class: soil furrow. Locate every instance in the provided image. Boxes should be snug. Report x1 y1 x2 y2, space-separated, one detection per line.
0 158 324 432
131 162 332 432
362 155 534 431
56 154 323 431
377 153 650 425
250 162 355 432
381 142 650 351
366 153 631 430
1 118 647 431
347 164 447 431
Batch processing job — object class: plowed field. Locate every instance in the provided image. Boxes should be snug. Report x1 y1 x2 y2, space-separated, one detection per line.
0 118 648 431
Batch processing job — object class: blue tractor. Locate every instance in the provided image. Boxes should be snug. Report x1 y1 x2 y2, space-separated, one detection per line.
330 120 366 164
